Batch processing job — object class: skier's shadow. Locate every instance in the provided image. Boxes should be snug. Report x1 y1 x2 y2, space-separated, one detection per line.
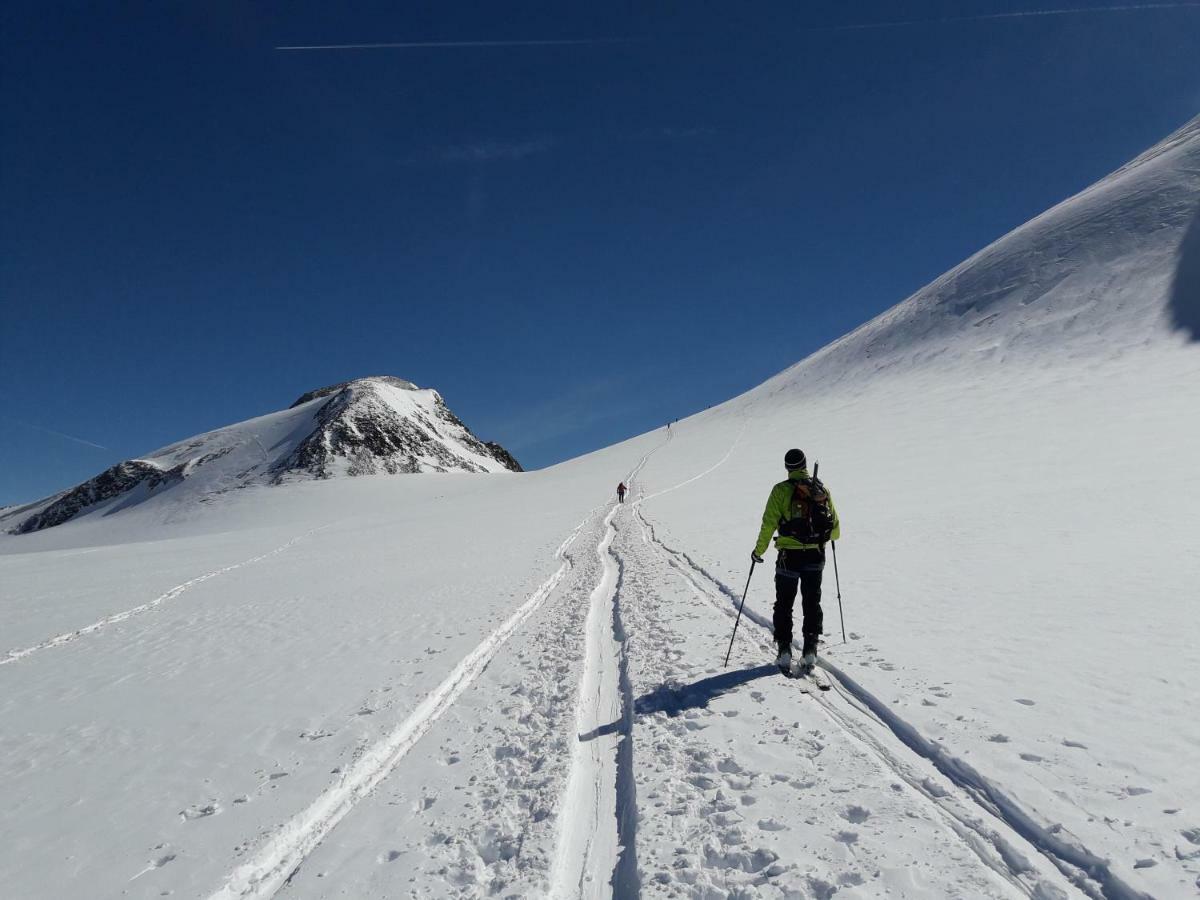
579 664 777 741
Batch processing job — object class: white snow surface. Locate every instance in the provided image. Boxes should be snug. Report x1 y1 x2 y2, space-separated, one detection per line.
3 117 1200 899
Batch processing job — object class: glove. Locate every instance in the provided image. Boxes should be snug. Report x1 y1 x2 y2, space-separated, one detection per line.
751 551 764 564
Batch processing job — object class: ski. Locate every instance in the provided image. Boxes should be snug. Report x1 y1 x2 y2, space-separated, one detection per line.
779 663 815 692
792 663 831 690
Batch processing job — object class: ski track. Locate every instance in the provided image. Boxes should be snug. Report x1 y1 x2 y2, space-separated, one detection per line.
0 528 325 667
64 423 1140 900
621 503 1014 897
549 503 625 899
206 512 595 900
550 443 666 899
631 498 1150 900
636 419 744 506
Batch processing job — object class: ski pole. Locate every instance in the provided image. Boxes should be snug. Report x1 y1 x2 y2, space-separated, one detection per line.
723 560 757 668
831 540 846 644
814 460 847 644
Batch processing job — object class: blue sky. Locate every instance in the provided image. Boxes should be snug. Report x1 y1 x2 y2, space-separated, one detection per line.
2 1 1198 505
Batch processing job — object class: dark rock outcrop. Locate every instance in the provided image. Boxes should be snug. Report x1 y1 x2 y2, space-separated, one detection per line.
274 380 521 479
15 460 183 534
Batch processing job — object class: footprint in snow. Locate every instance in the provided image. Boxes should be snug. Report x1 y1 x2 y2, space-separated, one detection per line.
1062 739 1087 749
842 805 871 824
1015 698 1037 706
377 850 403 863
807 876 838 900
757 818 788 831
128 852 177 882
835 830 859 845
988 734 1011 743
180 802 221 821
1123 786 1152 797
1019 753 1044 763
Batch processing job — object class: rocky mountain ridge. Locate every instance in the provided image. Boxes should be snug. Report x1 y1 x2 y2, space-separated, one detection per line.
4 377 520 534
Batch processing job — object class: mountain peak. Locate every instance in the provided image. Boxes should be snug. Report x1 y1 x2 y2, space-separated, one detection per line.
4 376 521 534
290 376 419 409
275 376 520 481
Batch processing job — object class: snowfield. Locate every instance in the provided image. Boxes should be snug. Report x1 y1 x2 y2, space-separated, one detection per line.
2 116 1199 898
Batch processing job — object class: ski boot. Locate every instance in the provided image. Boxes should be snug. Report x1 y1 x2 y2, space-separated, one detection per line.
798 634 819 674
774 644 792 673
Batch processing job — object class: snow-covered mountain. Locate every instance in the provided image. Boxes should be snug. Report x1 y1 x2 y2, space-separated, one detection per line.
2 117 1198 900
770 114 1200 395
1 376 520 535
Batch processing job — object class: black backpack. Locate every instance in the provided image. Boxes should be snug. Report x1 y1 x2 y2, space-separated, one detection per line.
777 475 835 545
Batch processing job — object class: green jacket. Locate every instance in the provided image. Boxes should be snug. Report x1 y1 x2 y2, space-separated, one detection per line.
754 469 841 557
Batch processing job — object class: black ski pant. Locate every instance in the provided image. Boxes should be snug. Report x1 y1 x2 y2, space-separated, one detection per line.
773 548 824 652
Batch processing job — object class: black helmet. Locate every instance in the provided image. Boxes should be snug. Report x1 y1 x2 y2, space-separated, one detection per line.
784 448 806 471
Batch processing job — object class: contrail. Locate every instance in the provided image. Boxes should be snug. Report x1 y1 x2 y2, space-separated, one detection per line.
806 2 1200 32
4 417 109 451
275 38 639 51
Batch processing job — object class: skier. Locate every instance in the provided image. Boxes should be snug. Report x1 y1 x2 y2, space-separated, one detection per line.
751 449 840 672
617 482 627 504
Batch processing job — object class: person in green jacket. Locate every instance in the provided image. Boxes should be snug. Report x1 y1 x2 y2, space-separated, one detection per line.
751 448 840 670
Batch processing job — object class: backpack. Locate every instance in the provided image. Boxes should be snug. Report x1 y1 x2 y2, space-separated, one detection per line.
777 476 835 545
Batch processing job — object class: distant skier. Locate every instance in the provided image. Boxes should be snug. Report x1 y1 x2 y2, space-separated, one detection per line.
751 449 840 672
617 482 627 504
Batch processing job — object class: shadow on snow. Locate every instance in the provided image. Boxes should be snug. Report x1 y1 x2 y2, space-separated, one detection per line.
1170 201 1200 341
579 664 777 742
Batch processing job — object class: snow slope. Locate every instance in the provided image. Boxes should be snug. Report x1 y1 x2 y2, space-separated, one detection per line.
2 115 1199 899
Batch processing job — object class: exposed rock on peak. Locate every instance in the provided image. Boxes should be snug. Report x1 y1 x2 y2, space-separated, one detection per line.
3 376 521 535
276 377 522 479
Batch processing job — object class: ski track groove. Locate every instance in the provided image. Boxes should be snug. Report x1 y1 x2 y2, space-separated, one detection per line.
609 542 641 900
0 527 326 667
550 442 666 899
549 503 622 899
631 505 1047 895
631 498 1150 900
206 512 595 900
